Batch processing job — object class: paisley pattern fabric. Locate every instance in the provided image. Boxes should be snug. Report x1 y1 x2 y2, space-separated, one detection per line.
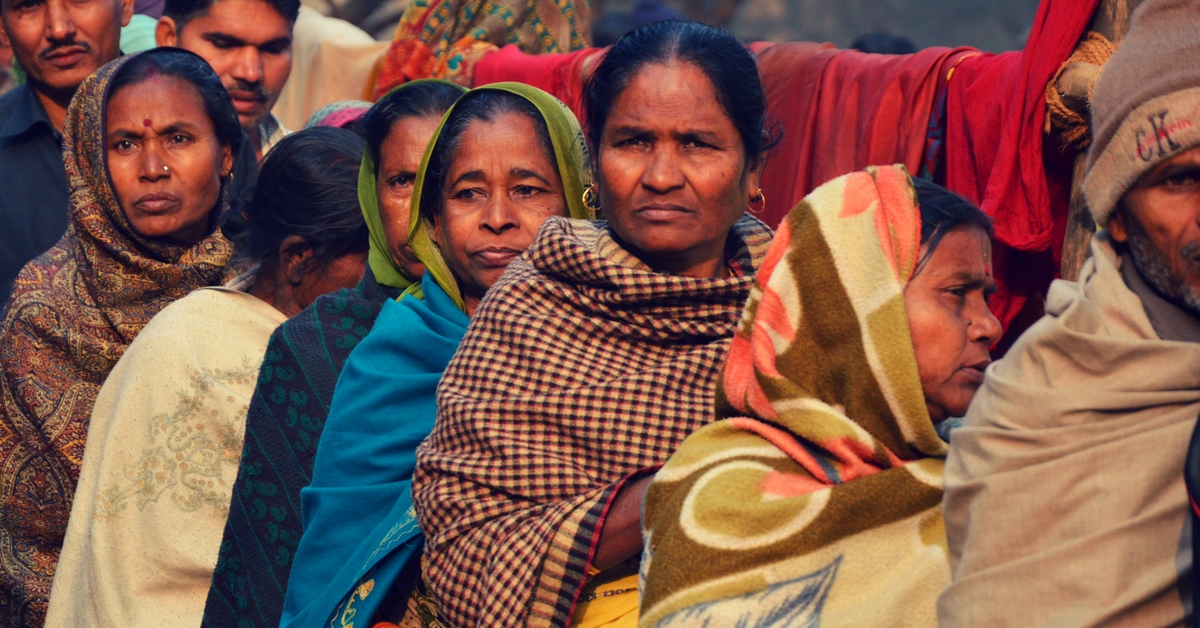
640 166 951 628
0 51 233 626
373 0 591 96
201 268 402 628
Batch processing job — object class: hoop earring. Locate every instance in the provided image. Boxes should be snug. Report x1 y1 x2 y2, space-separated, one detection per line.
582 185 601 211
748 189 765 215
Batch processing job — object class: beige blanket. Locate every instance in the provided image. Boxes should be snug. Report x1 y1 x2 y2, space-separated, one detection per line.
940 234 1199 627
45 286 286 628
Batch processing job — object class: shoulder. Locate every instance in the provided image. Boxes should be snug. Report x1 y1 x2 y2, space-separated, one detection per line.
0 88 21 124
136 288 284 347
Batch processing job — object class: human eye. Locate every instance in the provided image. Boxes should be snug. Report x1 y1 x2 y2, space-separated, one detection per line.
111 139 137 154
169 133 193 145
513 185 545 197
388 173 415 189
454 188 483 201
260 41 291 55
1163 168 1200 189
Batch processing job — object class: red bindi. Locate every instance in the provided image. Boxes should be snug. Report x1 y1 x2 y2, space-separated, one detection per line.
143 118 152 127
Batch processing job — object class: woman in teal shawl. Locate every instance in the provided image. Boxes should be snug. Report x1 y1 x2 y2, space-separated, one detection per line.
280 83 594 628
202 80 465 628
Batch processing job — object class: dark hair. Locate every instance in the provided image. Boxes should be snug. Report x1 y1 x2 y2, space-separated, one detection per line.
164 0 299 30
850 31 917 55
109 48 243 155
419 90 556 222
364 81 463 166
234 127 369 272
584 20 776 167
913 176 994 265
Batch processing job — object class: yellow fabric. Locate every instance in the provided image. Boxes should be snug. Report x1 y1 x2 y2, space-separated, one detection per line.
570 572 639 628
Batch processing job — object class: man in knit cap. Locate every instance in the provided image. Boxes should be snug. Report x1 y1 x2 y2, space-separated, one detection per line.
938 0 1200 625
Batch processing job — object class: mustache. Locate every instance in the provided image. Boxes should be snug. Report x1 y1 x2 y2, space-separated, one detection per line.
229 80 268 101
1181 239 1200 262
40 39 91 60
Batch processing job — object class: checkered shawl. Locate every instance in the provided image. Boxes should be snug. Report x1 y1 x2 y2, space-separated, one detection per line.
412 214 773 627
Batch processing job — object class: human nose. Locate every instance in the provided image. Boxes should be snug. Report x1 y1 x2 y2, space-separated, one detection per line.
139 143 170 182
639 145 685 194
480 194 519 234
44 0 78 42
968 298 1003 346
230 47 263 85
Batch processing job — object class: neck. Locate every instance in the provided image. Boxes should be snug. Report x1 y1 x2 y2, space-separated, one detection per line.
623 237 731 278
31 83 74 134
248 262 302 318
245 123 263 161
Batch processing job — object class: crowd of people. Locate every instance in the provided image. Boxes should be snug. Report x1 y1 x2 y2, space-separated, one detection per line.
0 0 1197 625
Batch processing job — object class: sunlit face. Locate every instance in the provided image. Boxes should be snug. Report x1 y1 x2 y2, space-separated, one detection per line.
376 114 442 280
0 0 130 97
1110 146 1200 315
106 75 232 244
157 0 292 134
595 60 760 277
433 112 567 316
904 226 1002 423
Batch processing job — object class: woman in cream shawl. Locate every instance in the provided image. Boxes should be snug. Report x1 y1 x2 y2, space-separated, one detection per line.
45 126 373 627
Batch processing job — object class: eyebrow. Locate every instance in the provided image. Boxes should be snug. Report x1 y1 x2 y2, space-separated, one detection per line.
109 121 201 140
510 167 551 185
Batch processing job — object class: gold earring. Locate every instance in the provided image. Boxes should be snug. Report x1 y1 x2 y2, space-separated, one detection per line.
748 189 765 214
582 185 601 211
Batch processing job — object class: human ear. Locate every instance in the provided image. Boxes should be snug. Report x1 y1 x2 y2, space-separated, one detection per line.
155 16 177 47
0 19 11 49
1108 206 1129 243
278 235 313 284
119 0 134 27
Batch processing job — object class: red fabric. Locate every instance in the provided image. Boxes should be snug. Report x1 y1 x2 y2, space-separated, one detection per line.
474 45 603 121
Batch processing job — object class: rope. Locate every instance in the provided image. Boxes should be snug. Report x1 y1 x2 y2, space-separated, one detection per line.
1044 31 1116 150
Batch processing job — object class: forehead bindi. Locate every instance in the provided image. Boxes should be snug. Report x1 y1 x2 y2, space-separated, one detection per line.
106 76 211 136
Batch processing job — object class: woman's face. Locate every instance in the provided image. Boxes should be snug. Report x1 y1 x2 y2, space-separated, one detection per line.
596 61 760 277
106 75 233 244
376 114 443 280
433 111 566 315
903 226 1002 423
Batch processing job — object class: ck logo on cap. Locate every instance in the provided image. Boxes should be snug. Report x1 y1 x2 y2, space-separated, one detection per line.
1136 110 1191 161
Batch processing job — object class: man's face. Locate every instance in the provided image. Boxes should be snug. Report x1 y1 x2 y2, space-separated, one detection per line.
0 0 130 97
1111 146 1200 314
157 0 292 133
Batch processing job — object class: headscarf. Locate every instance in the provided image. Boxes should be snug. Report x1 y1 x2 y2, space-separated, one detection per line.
0 50 233 625
405 81 594 309
303 99 372 129
279 82 593 628
640 165 951 627
203 79 464 628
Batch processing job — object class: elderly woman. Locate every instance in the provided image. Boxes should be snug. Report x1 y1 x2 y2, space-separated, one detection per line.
44 123 374 627
411 21 775 628
201 80 464 628
639 167 1001 627
0 48 242 623
280 83 594 628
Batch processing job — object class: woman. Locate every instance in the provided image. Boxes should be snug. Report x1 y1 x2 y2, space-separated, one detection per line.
44 125 373 628
201 79 464 628
638 167 1001 627
0 48 242 624
280 83 594 628
411 21 775 628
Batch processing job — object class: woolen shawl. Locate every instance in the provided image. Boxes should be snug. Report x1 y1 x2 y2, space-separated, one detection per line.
640 165 949 628
201 79 465 628
280 83 594 628
413 213 774 628
0 51 232 626
940 234 1200 627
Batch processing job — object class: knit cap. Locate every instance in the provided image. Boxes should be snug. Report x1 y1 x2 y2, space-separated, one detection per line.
1084 0 1200 226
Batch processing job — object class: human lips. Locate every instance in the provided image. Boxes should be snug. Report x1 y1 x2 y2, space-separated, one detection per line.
42 45 89 69
471 247 522 267
959 359 991 386
633 203 692 222
133 192 180 215
228 90 265 114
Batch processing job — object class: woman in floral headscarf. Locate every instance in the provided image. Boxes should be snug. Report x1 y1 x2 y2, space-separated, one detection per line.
0 47 242 625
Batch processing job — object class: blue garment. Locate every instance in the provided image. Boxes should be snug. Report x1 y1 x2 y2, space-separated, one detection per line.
281 273 468 628
0 84 67 307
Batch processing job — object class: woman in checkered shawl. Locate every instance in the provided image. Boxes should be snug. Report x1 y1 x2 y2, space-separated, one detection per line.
411 22 775 628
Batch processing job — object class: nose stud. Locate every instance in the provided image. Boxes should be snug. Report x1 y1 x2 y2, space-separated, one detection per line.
162 165 170 173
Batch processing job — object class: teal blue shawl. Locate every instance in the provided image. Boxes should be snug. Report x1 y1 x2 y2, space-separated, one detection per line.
279 274 468 628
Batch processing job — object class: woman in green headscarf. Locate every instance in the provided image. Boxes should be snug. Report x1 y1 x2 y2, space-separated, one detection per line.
279 82 594 628
202 79 464 628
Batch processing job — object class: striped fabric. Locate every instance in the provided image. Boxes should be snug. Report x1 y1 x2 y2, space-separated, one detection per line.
412 215 773 628
640 165 951 627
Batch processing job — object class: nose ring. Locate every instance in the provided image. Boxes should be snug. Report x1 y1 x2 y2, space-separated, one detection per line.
162 165 170 173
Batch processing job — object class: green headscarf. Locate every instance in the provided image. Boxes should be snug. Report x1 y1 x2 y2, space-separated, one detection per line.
405 82 595 311
358 79 467 291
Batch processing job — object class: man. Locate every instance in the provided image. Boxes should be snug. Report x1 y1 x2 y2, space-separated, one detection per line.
939 0 1200 625
155 0 295 160
0 0 131 308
